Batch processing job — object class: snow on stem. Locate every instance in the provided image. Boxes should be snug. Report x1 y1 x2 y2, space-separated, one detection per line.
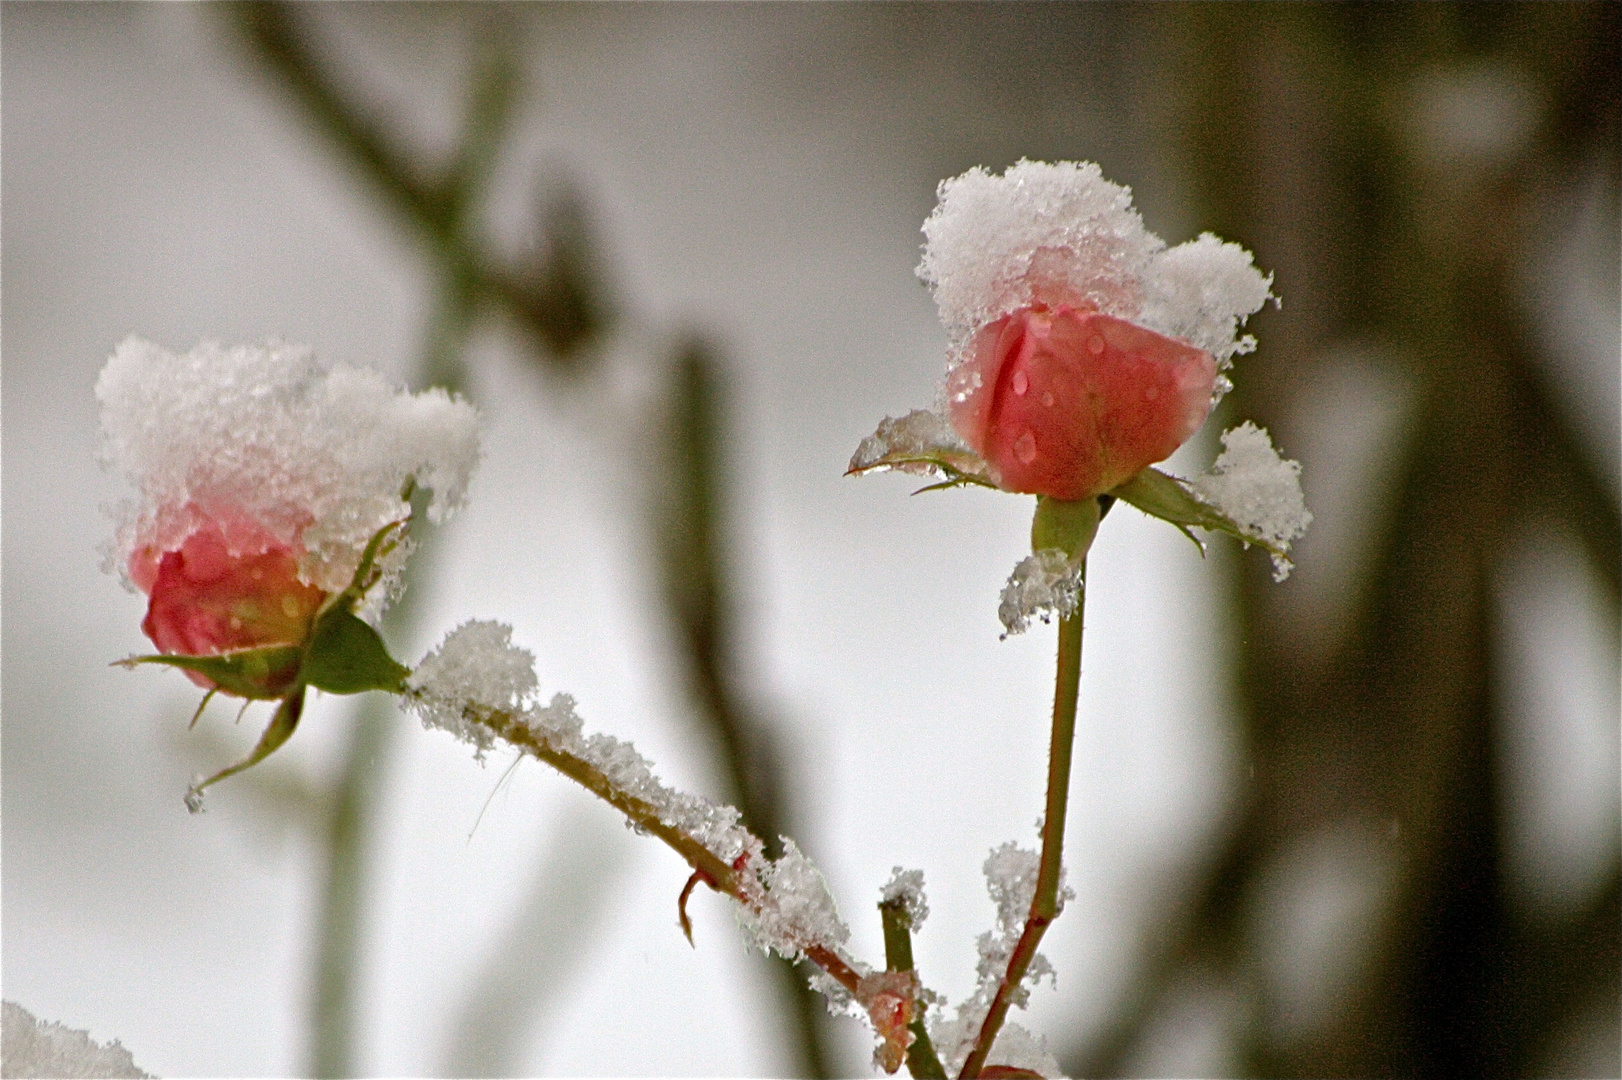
403 622 868 999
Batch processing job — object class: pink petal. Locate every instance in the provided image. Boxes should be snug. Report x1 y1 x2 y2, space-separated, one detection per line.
947 306 1216 500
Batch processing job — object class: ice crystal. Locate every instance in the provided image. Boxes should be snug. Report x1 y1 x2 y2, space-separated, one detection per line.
98 337 479 605
918 159 1272 391
880 866 930 929
999 549 1084 636
1193 421 1313 580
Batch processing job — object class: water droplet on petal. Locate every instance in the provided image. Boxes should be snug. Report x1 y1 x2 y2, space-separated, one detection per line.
1088 335 1106 355
1014 430 1038 464
1042 391 1055 407
1011 370 1029 396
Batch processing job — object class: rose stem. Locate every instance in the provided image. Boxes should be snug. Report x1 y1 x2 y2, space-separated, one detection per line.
960 573 1085 1079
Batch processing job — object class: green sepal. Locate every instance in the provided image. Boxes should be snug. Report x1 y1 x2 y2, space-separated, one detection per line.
1109 466 1290 562
330 512 411 615
185 687 305 812
117 644 304 700
845 410 997 494
1031 496 1102 559
301 607 411 695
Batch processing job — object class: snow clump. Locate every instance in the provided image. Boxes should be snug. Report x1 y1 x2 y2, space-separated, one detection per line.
880 866 930 929
999 550 1085 636
1193 421 1313 580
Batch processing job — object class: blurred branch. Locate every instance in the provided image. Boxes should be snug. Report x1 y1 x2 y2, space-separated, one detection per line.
655 335 835 1077
225 1 605 362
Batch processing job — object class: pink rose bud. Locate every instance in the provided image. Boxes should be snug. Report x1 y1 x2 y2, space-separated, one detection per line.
945 305 1217 501
134 506 326 694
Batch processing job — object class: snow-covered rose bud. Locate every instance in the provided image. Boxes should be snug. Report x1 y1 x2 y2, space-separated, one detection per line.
946 305 1216 500
100 337 479 698
919 160 1272 500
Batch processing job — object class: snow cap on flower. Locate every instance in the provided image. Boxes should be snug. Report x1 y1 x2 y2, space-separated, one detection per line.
918 159 1273 387
98 337 479 606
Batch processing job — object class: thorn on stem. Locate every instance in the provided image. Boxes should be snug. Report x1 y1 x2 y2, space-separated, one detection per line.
677 868 716 946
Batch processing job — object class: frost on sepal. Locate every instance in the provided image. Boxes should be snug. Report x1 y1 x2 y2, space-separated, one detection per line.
735 838 853 963
407 620 538 760
847 409 993 491
999 550 1084 636
1192 421 1313 580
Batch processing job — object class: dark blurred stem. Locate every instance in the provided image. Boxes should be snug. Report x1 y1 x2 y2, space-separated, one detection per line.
661 338 833 1077
307 687 392 1077
961 591 1085 1079
234 4 826 1071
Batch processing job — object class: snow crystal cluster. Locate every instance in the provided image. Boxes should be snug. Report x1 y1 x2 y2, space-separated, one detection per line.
880 866 930 929
926 842 1068 1077
918 159 1273 395
98 337 479 603
1 1001 151 1080
406 620 538 758
999 549 1085 636
735 838 853 964
1193 421 1314 580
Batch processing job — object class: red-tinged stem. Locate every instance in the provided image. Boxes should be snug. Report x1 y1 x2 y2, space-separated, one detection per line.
467 701 863 996
960 591 1085 1079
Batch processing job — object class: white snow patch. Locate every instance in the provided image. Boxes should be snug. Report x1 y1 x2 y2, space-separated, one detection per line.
999 549 1085 636
880 866 930 930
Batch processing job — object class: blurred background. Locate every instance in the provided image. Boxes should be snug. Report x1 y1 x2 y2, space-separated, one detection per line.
3 4 1616 1077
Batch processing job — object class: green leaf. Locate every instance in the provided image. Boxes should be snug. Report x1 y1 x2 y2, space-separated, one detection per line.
1109 467 1290 562
117 644 304 700
301 608 411 695
185 688 306 812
